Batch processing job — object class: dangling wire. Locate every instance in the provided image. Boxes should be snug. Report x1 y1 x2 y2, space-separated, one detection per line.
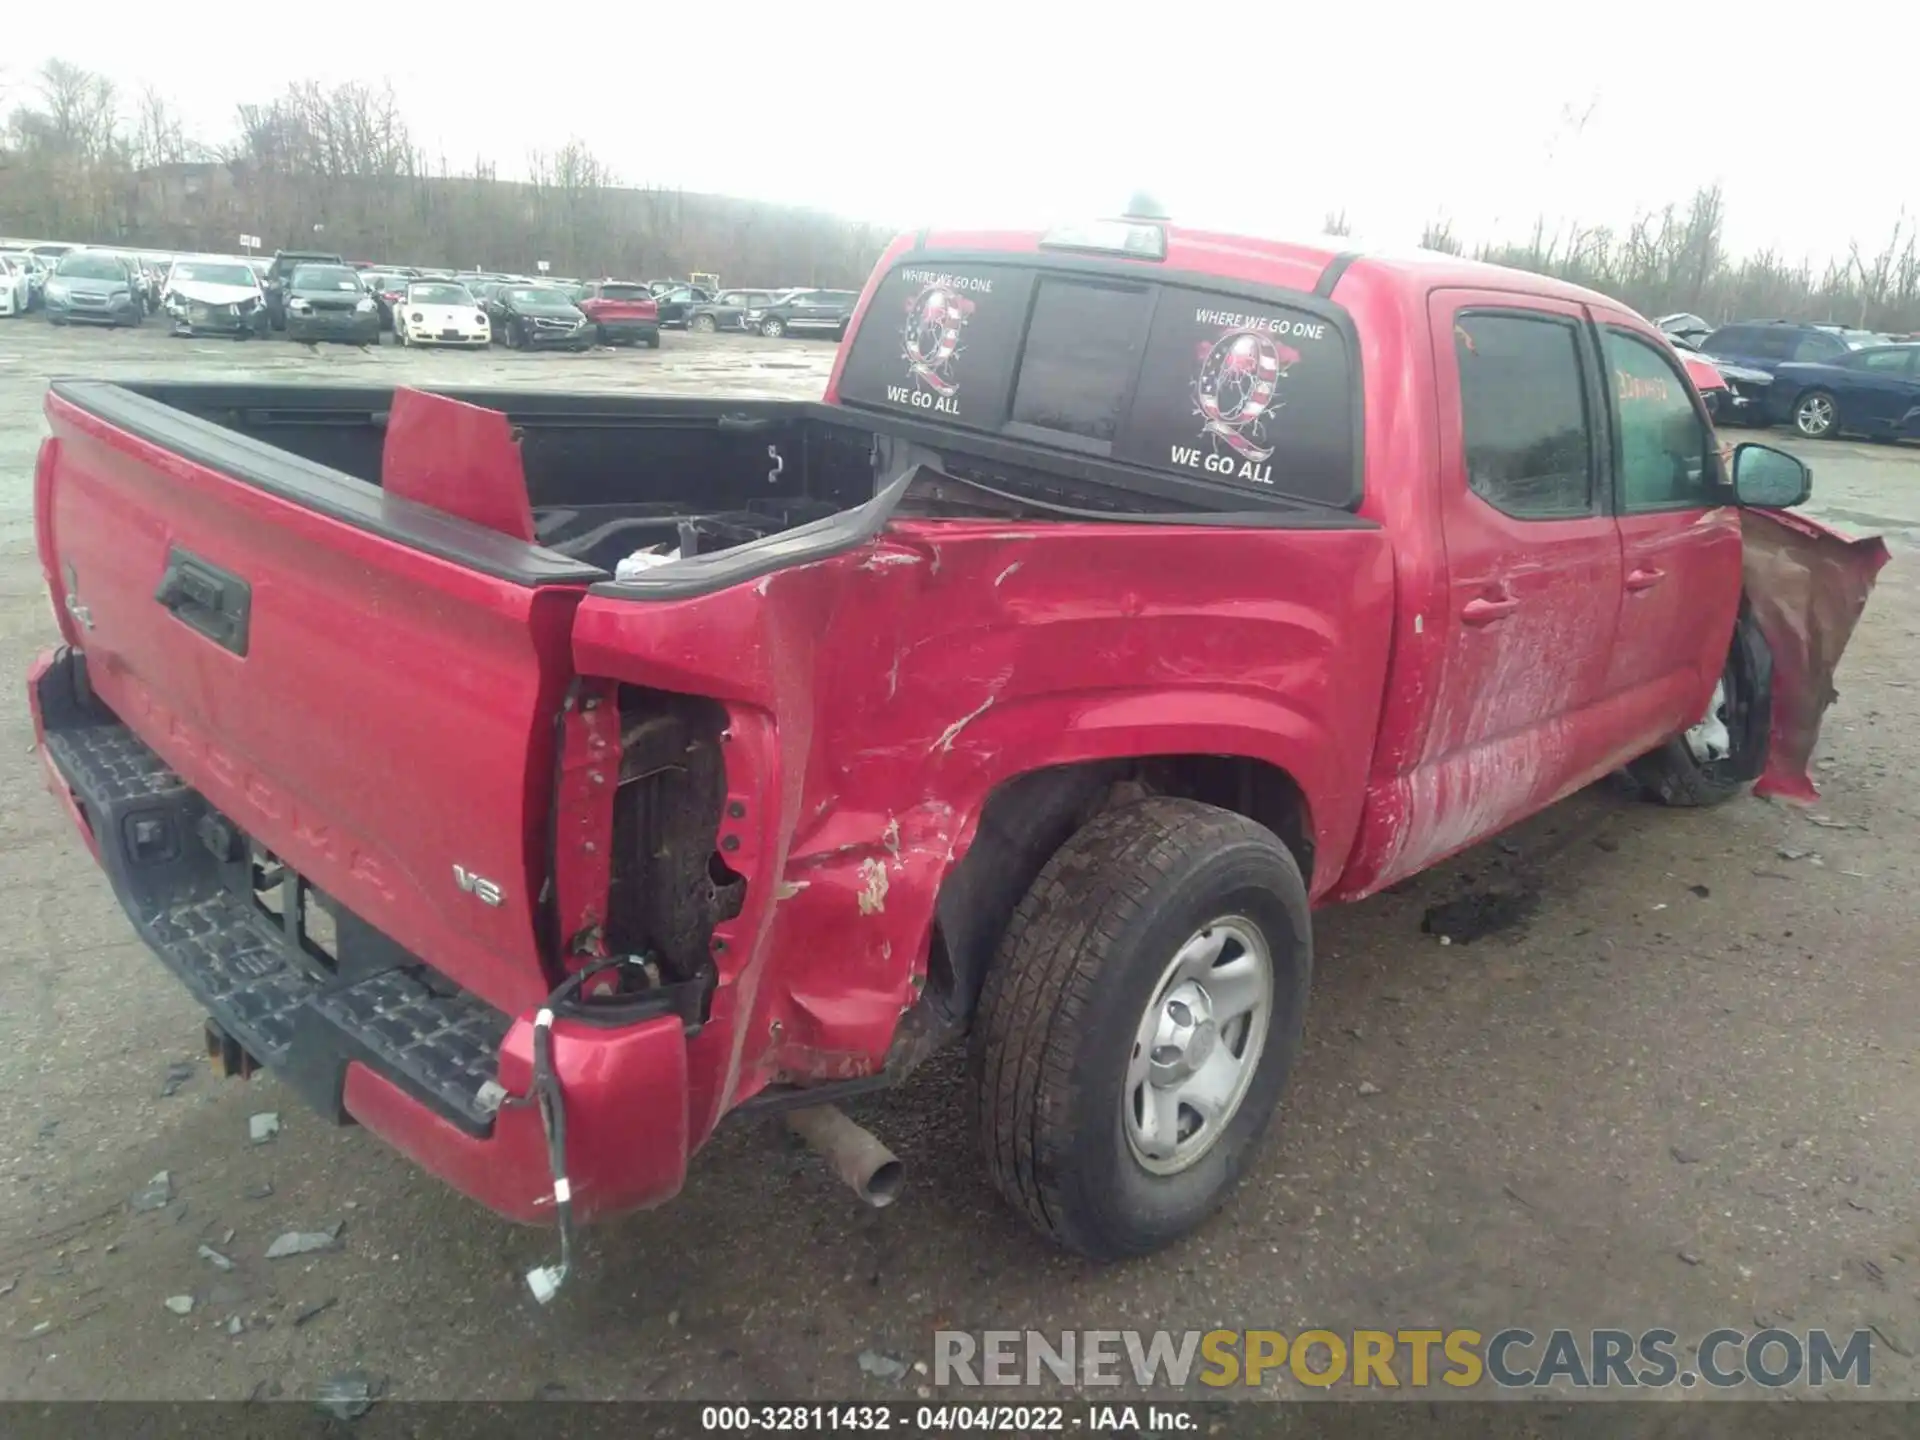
504 954 651 1305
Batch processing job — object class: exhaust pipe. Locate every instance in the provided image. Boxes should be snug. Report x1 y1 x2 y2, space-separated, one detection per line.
786 1105 904 1208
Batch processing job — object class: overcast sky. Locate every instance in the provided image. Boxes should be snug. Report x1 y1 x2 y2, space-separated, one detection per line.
6 1 1910 264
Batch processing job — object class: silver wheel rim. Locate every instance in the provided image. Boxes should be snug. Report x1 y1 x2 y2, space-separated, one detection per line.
1684 677 1732 763
762 320 780 336
1797 396 1833 435
1123 917 1272 1176
694 315 714 332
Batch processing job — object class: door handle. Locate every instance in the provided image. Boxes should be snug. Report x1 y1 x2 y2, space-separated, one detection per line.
1461 595 1520 625
1625 567 1666 592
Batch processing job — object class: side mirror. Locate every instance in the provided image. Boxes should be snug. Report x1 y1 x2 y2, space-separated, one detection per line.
1732 443 1811 508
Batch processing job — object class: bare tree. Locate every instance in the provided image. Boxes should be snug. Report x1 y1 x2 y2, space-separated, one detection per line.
1420 217 1462 256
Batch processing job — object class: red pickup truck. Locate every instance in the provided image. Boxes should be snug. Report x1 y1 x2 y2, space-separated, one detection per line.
574 280 662 348
26 219 1879 1274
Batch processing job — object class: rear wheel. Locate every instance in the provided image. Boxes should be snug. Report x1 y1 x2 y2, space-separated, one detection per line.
691 313 717 333
1629 606 1772 807
644 331 661 350
971 798 1311 1259
1793 390 1839 439
760 316 786 338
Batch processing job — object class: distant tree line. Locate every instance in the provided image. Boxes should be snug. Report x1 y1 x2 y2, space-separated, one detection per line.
1333 196 1920 334
0 61 889 285
1425 186 1920 333
5 63 1918 328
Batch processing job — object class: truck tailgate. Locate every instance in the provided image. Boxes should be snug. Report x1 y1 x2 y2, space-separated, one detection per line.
39 383 599 1015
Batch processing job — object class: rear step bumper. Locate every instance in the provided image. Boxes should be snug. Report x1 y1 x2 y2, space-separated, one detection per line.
28 646 691 1224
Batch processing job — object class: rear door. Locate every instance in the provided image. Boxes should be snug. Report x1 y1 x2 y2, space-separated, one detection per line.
787 291 830 328
1897 349 1920 435
1592 317 1743 740
1420 293 1623 836
1831 347 1919 433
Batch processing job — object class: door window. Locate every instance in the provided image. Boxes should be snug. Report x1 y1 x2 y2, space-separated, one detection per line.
1603 329 1716 512
1851 348 1912 372
1453 312 1596 518
1789 332 1846 361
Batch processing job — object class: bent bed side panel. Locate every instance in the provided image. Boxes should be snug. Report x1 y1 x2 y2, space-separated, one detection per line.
570 519 1397 1136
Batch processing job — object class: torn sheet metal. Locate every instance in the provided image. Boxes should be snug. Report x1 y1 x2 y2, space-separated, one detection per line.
1742 509 1889 804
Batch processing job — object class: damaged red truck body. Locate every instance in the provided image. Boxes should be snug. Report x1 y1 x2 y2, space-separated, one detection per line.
25 221 1884 1264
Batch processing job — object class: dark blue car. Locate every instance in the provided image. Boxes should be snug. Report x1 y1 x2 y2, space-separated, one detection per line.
1768 344 1920 440
1700 320 1882 375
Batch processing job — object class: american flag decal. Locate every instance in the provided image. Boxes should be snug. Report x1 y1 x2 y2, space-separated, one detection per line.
1194 330 1295 462
903 285 975 396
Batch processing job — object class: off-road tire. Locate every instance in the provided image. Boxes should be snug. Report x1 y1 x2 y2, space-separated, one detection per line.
970 797 1311 1260
1629 605 1773 807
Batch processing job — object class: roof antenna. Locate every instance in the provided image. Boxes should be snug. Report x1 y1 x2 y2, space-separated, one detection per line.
1121 191 1171 221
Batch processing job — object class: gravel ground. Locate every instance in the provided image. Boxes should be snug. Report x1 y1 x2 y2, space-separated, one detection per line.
0 317 1914 1406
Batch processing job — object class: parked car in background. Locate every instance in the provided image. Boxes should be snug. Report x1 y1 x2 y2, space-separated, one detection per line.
1701 320 1881 374
44 251 144 327
361 273 411 330
161 257 268 338
575 280 660 347
1767 343 1920 440
650 284 714 329
468 280 508 313
2 251 49 309
487 283 592 350
283 264 379 344
1657 312 1713 347
394 279 490 348
748 288 858 339
687 288 778 333
263 249 347 330
0 256 29 316
1670 333 1773 426
133 259 165 313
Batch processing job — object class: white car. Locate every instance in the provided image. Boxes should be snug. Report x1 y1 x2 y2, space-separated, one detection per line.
395 281 490 347
161 256 268 336
0 256 29 317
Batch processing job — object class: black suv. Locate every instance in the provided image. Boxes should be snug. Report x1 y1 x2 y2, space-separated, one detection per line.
263 249 346 331
749 289 859 340
1700 320 1883 375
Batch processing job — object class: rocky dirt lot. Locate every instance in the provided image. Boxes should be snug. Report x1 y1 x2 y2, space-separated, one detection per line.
0 319 1915 1406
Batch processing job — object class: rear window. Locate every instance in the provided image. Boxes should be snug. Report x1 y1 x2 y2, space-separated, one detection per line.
837 260 1355 506
599 284 650 300
1010 279 1149 442
1704 326 1766 357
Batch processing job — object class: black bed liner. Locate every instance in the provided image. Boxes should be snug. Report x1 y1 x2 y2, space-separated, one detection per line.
48 380 1373 602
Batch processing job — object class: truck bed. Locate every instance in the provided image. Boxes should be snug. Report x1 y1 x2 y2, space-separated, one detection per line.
72 381 1350 589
